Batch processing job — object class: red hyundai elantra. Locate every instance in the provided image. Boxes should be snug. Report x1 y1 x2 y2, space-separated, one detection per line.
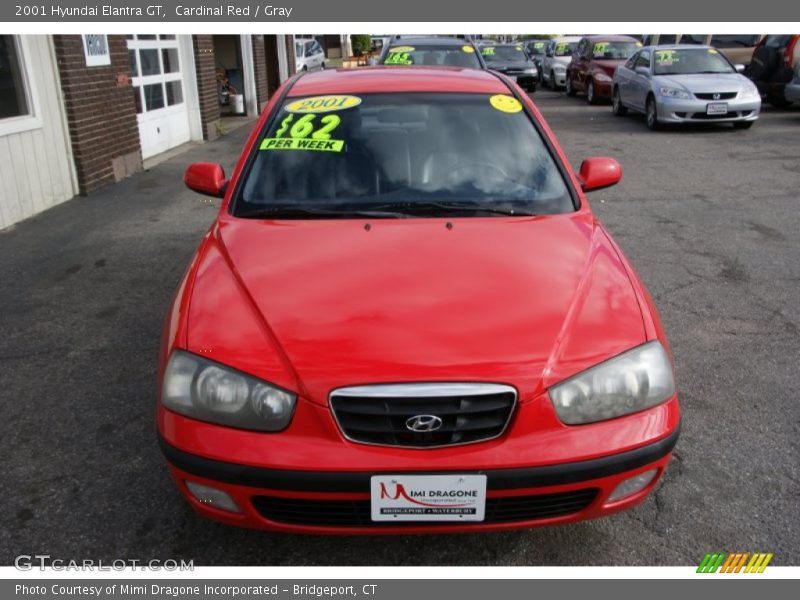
158 66 680 534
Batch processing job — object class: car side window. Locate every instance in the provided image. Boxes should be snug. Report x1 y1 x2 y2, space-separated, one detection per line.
635 50 651 69
624 52 638 69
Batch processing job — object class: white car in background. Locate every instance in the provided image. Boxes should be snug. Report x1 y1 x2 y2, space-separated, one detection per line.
542 36 581 90
295 38 326 72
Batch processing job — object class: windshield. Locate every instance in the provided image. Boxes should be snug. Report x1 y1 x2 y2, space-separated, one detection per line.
554 41 579 57
653 48 735 75
482 45 528 62
380 45 482 68
236 92 573 219
592 41 639 60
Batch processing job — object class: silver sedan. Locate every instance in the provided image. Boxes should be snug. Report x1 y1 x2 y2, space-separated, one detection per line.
612 45 761 130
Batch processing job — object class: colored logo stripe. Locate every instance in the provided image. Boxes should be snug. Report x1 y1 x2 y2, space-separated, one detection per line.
697 552 773 573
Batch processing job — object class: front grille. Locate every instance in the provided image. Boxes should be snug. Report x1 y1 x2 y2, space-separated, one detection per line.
690 111 741 120
252 489 599 527
329 383 517 448
694 92 738 100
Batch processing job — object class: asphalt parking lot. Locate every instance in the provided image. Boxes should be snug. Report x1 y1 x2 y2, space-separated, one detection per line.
1 88 798 567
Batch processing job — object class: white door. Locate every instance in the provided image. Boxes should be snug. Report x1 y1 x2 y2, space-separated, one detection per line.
127 35 191 159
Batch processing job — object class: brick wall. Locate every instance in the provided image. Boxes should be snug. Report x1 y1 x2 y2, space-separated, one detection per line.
252 35 269 111
53 35 141 195
192 35 221 141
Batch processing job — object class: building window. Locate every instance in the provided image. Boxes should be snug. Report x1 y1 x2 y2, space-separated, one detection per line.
0 35 29 120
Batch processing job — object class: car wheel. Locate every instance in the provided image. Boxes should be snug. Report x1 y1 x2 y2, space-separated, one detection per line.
320 62 326 70
565 75 576 97
612 87 628 116
528 84 537 93
646 95 660 130
302 65 308 72
733 121 755 129
587 80 597 104
550 71 558 91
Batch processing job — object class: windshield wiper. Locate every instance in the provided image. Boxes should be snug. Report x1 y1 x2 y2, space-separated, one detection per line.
236 206 410 219
370 201 536 217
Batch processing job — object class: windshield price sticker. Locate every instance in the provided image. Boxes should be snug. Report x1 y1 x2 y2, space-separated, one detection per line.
556 43 568 53
655 50 677 65
388 46 415 53
371 475 487 522
482 46 495 56
385 52 413 65
261 110 347 153
284 95 361 114
593 42 609 56
490 94 523 113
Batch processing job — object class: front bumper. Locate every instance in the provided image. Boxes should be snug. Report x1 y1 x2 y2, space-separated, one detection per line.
158 394 680 534
655 95 761 123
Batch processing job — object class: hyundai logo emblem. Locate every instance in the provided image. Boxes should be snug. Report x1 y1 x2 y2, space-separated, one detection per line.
713 93 721 100
405 414 443 433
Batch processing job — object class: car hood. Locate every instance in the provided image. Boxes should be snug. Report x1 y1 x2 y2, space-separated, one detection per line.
188 214 646 405
653 72 748 93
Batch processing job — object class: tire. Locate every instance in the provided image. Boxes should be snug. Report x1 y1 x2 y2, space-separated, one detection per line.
550 70 558 91
528 84 537 93
646 95 660 130
302 65 308 72
612 86 628 116
320 62 326 70
733 121 754 129
587 79 598 104
565 74 576 97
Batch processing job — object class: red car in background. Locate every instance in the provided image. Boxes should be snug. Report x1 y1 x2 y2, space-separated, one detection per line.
159 66 680 534
566 35 641 103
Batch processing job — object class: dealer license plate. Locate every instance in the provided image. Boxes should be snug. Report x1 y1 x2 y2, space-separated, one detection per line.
370 475 487 522
706 102 728 115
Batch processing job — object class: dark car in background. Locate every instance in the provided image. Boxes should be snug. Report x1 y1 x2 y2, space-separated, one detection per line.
748 35 800 106
482 43 539 91
378 36 486 68
566 35 640 103
524 39 549 73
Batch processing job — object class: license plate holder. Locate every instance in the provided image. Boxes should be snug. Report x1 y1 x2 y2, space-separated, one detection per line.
706 102 728 115
370 475 487 522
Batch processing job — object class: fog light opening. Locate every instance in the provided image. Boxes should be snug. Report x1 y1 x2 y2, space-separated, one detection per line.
185 480 241 513
606 469 659 504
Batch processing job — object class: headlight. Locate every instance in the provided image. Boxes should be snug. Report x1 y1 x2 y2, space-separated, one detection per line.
549 341 675 425
659 86 691 99
161 350 296 432
523 67 538 74
740 85 759 98
594 72 612 82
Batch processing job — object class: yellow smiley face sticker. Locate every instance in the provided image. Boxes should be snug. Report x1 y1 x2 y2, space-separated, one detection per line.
489 94 523 114
462 45 475 53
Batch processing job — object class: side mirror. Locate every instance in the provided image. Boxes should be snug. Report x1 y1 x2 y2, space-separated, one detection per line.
735 63 746 73
578 157 622 192
184 162 227 198
634 66 650 77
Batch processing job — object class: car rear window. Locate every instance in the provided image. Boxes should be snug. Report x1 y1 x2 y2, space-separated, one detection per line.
380 45 481 68
235 92 574 218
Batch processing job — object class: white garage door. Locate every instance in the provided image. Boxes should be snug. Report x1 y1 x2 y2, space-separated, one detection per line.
127 35 191 159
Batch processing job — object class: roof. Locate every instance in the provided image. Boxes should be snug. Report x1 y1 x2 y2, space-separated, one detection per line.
288 67 509 96
642 44 714 50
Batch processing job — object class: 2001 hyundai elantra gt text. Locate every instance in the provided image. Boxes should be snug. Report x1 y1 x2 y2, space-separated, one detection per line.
157 66 680 534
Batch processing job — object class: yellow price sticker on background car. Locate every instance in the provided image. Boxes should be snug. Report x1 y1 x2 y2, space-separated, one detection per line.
593 42 609 55
556 43 568 53
388 46 415 53
655 50 677 65
462 45 475 53
284 95 362 114
482 47 496 55
708 48 719 54
385 52 413 65
489 94 523 113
